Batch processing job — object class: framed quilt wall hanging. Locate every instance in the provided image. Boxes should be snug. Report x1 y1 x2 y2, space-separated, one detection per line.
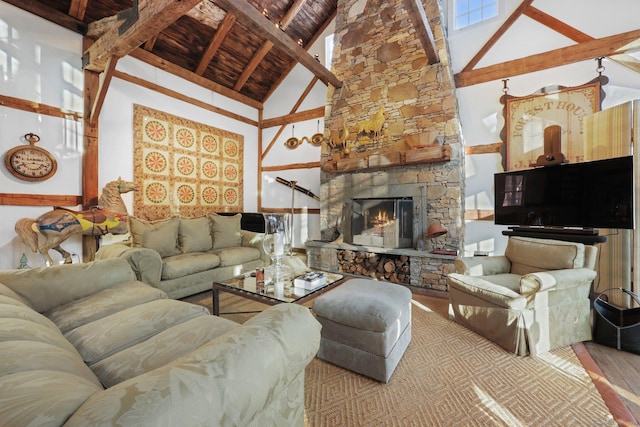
132 104 243 220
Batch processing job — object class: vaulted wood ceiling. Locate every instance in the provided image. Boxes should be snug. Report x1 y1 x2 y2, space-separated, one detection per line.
6 0 343 109
5 0 640 112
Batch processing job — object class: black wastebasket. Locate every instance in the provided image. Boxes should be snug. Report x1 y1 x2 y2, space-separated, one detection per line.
593 288 640 354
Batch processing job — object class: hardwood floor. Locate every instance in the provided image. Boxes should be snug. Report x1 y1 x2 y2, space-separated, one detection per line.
584 341 640 424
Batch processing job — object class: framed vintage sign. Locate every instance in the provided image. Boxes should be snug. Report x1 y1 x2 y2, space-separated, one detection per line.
501 81 601 171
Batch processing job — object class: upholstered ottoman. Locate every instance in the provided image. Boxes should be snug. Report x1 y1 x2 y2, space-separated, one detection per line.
312 278 412 383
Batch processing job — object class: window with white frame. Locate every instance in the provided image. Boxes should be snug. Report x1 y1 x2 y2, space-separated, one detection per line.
325 34 334 70
452 0 499 30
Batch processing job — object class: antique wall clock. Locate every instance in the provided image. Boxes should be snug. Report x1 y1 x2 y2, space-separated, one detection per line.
4 133 58 182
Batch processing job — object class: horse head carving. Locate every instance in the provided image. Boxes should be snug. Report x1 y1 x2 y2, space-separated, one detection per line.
15 177 138 266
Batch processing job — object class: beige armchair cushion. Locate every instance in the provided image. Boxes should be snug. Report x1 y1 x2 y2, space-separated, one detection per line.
505 236 585 275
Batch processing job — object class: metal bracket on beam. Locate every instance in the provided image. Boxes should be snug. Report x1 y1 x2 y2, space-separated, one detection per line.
82 52 90 69
118 0 139 35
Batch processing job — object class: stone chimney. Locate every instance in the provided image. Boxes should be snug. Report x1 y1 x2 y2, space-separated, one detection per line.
316 0 464 292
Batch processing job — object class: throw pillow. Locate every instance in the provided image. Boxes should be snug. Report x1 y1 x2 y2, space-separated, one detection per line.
209 213 242 249
179 217 213 253
130 217 180 257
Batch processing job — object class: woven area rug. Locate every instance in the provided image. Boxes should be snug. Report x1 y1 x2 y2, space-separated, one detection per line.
183 291 617 426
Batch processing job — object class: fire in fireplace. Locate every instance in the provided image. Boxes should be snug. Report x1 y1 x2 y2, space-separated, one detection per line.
346 197 413 248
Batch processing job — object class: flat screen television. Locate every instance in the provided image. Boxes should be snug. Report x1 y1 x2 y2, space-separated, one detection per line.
494 155 634 230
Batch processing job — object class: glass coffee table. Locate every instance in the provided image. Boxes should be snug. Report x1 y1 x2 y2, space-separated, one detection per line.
212 271 344 316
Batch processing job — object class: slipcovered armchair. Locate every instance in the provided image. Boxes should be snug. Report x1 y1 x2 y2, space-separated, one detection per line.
447 236 598 356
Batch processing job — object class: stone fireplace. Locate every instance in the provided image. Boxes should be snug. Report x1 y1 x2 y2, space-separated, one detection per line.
306 0 465 294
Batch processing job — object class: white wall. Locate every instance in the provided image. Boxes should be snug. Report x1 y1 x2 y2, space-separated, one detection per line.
446 0 640 256
0 2 83 268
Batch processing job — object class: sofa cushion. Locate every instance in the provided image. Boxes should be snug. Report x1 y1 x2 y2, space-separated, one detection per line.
162 253 221 280
179 216 213 253
211 246 262 267
0 371 103 427
0 258 136 314
506 236 585 275
130 216 180 257
46 281 167 334
65 299 209 365
92 315 239 387
209 213 242 249
0 304 103 389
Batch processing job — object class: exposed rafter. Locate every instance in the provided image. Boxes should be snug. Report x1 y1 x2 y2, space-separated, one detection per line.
83 0 203 73
401 0 439 64
456 0 640 87
213 0 342 89
455 29 640 87
195 12 237 76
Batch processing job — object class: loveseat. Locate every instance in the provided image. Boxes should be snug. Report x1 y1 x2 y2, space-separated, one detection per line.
0 258 321 426
96 213 270 299
448 236 598 356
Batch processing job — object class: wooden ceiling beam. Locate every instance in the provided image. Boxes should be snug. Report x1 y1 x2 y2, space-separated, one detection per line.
522 6 593 43
455 29 640 87
523 6 640 75
68 0 88 21
213 0 342 88
234 0 308 91
263 9 337 102
143 35 158 51
401 0 439 64
83 0 203 73
2 0 86 34
129 48 263 109
461 0 534 73
195 12 237 76
235 41 273 91
88 56 118 124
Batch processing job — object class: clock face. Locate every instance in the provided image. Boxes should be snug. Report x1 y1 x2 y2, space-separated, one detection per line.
5 146 58 181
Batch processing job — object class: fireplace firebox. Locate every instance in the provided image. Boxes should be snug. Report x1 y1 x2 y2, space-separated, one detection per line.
346 197 413 249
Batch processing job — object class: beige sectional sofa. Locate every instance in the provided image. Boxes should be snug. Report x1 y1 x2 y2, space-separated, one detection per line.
96 213 270 299
0 258 321 426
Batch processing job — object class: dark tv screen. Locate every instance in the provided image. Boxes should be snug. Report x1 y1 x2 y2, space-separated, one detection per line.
494 156 634 229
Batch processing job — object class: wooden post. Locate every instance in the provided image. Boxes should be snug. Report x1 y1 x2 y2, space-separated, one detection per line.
82 37 100 262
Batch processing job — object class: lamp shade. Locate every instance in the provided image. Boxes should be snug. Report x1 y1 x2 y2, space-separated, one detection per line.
426 224 447 239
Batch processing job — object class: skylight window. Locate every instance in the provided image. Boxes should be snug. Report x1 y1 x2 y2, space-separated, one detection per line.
453 0 498 30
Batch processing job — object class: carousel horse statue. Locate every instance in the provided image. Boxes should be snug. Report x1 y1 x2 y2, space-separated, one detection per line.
15 177 137 266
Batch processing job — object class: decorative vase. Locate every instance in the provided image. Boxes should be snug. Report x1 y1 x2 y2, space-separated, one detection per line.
262 213 294 297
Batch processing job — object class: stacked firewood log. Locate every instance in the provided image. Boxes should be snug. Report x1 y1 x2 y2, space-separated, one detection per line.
337 250 410 284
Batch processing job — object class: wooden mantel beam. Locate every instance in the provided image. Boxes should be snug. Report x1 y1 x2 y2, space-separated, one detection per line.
401 0 439 64
83 0 203 73
455 29 640 87
213 0 342 89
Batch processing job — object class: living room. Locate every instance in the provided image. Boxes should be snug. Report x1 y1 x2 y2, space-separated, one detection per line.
1 0 640 424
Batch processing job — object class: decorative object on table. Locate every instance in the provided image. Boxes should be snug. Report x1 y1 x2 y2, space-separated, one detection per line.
14 178 137 266
18 253 30 269
262 213 294 297
275 177 320 255
294 271 327 290
593 287 640 355
4 133 57 181
132 104 243 220
534 125 567 166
